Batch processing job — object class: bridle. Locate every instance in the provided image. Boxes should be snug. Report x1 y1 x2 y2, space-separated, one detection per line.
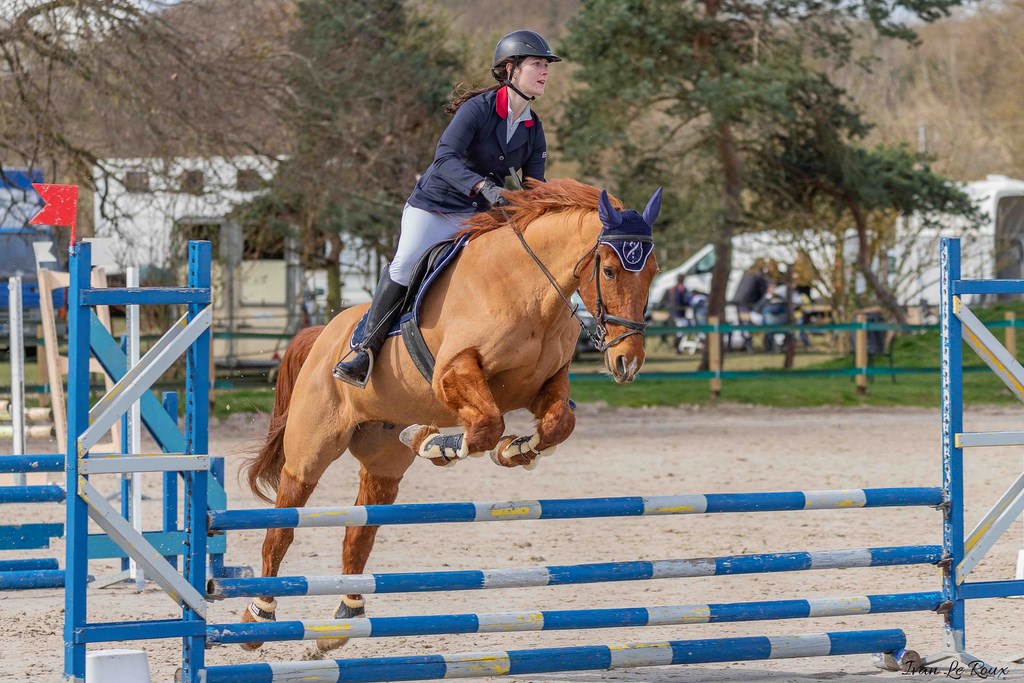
581 235 651 351
501 208 649 353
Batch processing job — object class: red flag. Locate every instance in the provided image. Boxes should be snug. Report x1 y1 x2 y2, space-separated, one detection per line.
29 183 79 243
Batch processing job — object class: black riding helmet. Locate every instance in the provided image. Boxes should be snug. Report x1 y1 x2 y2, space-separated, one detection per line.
493 30 561 67
492 30 560 102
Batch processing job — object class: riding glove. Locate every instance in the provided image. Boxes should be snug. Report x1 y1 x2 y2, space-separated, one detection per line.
479 180 509 207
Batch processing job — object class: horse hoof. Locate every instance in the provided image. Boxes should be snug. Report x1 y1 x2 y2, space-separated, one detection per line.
314 597 365 654
312 637 349 655
239 597 277 650
399 424 428 448
491 434 542 468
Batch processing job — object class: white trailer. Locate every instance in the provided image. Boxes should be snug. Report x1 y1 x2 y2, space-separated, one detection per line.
890 174 1024 308
650 174 1024 315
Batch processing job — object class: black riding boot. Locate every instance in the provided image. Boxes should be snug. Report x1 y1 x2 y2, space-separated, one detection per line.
332 270 408 387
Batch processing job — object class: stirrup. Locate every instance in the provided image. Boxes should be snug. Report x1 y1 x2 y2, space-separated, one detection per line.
332 350 374 388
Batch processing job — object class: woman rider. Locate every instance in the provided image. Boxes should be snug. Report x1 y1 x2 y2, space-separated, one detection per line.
333 29 561 386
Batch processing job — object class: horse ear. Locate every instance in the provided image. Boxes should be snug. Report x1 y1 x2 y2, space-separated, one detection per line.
598 189 622 228
642 187 663 227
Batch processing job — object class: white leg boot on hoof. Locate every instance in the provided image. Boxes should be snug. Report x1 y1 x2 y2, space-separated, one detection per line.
239 597 277 651
491 433 543 469
400 425 469 467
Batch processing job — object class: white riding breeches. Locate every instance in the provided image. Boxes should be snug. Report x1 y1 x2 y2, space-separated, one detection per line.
389 204 475 286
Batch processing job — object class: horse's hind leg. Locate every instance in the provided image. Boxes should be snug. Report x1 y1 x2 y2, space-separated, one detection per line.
313 423 416 656
239 421 353 650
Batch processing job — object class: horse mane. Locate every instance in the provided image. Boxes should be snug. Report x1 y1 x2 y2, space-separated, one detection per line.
457 178 623 240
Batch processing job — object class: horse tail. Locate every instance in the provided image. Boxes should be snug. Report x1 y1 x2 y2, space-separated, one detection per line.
245 324 326 504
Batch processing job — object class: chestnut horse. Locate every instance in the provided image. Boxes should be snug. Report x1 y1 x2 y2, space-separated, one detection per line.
240 179 661 653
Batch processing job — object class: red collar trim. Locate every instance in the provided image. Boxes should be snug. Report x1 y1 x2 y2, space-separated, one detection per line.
496 86 508 119
496 86 535 127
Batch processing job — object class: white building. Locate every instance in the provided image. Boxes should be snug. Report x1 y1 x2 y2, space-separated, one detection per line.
93 156 380 365
93 156 276 269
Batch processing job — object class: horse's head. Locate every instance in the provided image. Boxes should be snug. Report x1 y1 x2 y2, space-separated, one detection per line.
577 187 662 383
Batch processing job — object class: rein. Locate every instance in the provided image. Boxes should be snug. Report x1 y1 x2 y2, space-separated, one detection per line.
499 207 647 353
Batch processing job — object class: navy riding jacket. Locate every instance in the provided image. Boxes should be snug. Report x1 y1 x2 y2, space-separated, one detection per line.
407 86 547 214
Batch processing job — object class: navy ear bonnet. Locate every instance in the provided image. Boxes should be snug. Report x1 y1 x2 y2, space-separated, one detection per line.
597 188 661 272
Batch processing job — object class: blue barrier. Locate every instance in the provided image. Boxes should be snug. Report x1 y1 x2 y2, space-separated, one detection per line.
62 237 1015 682
0 557 57 572
208 487 944 531
0 454 63 473
0 484 65 504
208 545 943 599
208 593 941 645
204 629 910 683
0 568 65 590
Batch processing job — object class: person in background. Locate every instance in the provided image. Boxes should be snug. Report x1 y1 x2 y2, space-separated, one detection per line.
665 274 689 328
731 261 770 351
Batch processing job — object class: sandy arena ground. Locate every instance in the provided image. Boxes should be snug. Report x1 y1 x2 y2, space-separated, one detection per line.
3 403 1024 682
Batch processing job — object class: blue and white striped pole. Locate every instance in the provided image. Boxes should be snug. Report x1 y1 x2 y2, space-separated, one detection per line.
209 487 944 531
208 592 940 645
204 629 909 683
208 545 942 599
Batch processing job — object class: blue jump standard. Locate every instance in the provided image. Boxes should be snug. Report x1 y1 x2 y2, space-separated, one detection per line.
203 629 909 683
208 592 942 644
208 545 943 599
208 487 945 531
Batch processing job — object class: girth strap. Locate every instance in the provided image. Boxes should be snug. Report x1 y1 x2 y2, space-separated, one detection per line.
401 317 435 383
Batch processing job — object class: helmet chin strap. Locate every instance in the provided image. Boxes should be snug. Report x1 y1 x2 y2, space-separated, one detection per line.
504 80 534 102
503 56 535 102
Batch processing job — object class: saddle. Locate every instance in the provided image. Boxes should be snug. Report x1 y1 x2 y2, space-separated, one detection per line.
350 234 470 382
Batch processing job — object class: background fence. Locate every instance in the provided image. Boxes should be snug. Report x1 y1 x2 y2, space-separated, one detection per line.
2 314 1023 402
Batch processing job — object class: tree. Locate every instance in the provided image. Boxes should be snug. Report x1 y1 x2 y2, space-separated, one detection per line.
0 0 290 233
559 0 968 325
749 76 982 323
830 0 1024 182
243 0 460 315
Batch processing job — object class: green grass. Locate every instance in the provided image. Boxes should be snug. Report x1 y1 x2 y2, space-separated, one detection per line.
210 389 276 419
202 336 1019 416
567 371 1017 408
566 301 1024 409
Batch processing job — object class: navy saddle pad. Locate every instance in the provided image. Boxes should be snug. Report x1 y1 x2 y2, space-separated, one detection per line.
350 234 469 381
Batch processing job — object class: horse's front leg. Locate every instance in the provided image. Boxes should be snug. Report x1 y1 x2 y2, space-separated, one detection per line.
492 362 575 469
400 348 505 467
